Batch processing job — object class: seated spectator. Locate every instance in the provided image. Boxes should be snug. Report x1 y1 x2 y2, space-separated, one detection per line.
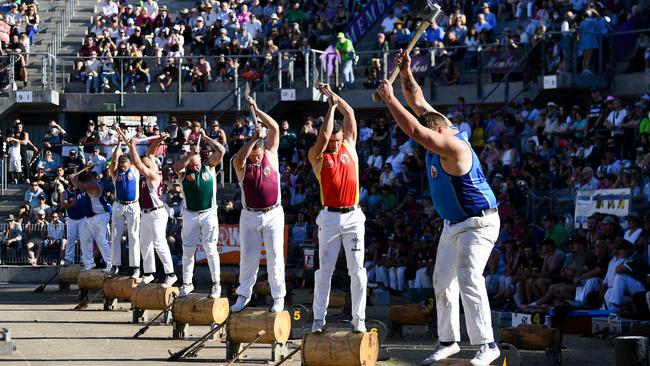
45 212 66 265
522 239 566 306
191 56 211 92
157 57 178 93
25 210 48 265
544 214 570 249
24 182 45 209
603 240 647 312
1 215 23 263
474 13 493 33
126 48 150 93
24 5 39 44
480 3 498 29
572 240 610 307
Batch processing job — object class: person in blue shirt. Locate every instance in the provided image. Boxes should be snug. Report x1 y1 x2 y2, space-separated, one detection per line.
423 21 445 46
376 50 501 366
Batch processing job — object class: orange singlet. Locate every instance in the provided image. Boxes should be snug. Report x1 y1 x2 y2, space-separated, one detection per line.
316 143 359 207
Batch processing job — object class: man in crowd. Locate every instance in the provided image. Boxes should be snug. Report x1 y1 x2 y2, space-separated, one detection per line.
231 96 286 313
60 181 86 266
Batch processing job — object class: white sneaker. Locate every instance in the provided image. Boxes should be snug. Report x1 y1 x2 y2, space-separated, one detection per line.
231 295 250 312
270 297 284 313
470 344 500 366
162 274 177 288
103 265 118 277
352 318 366 333
178 283 194 297
421 342 461 365
209 283 221 299
130 268 141 279
311 319 325 333
142 274 155 284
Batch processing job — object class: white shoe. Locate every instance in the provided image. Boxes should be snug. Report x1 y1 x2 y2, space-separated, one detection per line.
178 283 194 297
311 319 325 333
162 274 177 288
142 274 155 284
470 344 500 366
130 268 140 279
270 297 284 313
231 295 250 312
209 283 221 299
421 342 461 365
352 318 366 333
103 265 118 277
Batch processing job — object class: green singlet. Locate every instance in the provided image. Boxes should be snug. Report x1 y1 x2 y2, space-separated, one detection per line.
181 165 217 211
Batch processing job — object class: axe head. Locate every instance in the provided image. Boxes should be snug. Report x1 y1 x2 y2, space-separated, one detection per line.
411 0 444 24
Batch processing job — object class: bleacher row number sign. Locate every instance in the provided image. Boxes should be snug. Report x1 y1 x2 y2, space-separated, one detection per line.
280 89 296 101
15 91 33 103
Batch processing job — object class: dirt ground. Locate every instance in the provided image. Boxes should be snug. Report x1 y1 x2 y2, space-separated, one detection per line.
0 283 615 366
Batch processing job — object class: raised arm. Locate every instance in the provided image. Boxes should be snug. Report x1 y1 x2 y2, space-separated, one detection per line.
320 83 356 144
246 96 279 154
107 130 123 179
395 50 434 117
145 133 167 158
233 128 266 180
308 86 338 166
200 132 226 168
127 135 156 180
174 150 195 175
69 175 100 195
377 80 465 158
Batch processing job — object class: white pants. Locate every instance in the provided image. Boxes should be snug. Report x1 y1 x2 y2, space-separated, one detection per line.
64 217 84 263
111 201 141 267
313 209 367 323
414 267 433 289
433 211 500 345
236 206 286 299
140 208 174 275
389 266 407 292
80 213 112 268
575 277 602 305
181 207 220 285
604 274 646 311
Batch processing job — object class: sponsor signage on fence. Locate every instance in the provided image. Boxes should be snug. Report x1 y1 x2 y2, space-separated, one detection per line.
344 0 396 44
480 49 524 74
196 224 289 265
387 54 430 78
574 188 631 228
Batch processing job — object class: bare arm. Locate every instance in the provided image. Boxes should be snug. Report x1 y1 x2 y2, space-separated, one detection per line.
376 80 466 159
233 129 264 179
60 190 76 209
320 84 357 144
174 152 194 175
308 85 338 166
200 132 225 168
145 133 167 158
69 175 100 195
127 137 155 179
107 133 122 179
395 50 434 117
246 96 279 154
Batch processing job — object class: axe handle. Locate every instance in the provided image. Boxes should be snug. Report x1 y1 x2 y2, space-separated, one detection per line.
372 20 431 102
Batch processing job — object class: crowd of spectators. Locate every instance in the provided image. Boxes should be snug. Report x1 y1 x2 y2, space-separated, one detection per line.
0 1 41 90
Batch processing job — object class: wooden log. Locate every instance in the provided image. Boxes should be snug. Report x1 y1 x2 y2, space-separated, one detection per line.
130 283 179 310
328 290 349 309
103 277 137 301
301 330 379 366
77 269 105 290
227 308 291 344
253 280 272 296
171 294 230 325
615 336 649 366
499 325 562 351
222 271 238 286
58 264 81 284
389 304 432 325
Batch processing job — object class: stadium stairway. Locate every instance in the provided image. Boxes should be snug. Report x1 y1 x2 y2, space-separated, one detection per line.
0 185 27 217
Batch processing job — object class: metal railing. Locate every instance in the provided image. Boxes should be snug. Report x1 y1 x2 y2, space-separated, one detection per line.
46 0 79 57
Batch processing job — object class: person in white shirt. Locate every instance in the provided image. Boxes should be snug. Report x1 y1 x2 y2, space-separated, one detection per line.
379 164 396 187
385 146 405 174
380 10 399 34
46 212 67 265
89 146 108 175
366 146 383 170
6 3 22 27
244 14 262 39
143 0 160 19
90 16 106 35
101 0 119 18
452 112 472 140
98 123 118 157
474 14 492 33
575 167 599 190
623 214 643 245
85 51 102 94
606 98 627 135
358 119 373 143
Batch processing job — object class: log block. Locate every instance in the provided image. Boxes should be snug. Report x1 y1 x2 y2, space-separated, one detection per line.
499 324 562 351
221 271 238 286
171 294 229 325
615 336 648 366
302 330 379 366
77 269 105 290
59 264 80 284
130 283 179 310
103 276 137 301
253 280 272 297
227 308 291 344
389 304 432 325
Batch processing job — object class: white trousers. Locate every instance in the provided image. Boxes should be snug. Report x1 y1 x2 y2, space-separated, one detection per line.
64 217 84 263
389 266 407 292
575 277 602 305
140 208 174 275
313 209 367 323
604 274 646 311
181 207 220 285
414 267 433 289
80 213 112 268
433 211 500 345
111 201 141 267
236 206 286 299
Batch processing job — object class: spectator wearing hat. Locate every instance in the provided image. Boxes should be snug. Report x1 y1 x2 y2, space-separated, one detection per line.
157 57 178 93
46 212 66 265
480 3 497 29
602 240 647 311
153 5 172 29
25 210 48 265
1 214 23 263
335 32 354 89
190 16 208 55
215 27 230 48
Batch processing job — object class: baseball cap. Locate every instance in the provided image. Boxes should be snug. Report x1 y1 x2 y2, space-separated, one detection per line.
337 32 345 39
37 209 45 216
602 216 616 224
219 28 227 34
196 16 203 22
547 101 557 107
606 95 615 102
127 18 134 24
270 13 279 20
